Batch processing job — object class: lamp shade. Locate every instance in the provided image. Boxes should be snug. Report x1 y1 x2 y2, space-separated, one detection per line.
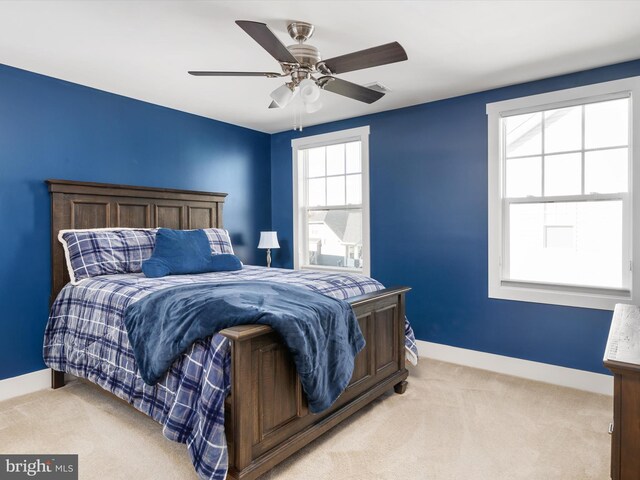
270 84 294 108
258 231 280 249
299 78 320 104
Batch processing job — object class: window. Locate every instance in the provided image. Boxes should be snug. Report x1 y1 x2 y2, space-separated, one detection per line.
487 77 640 310
292 126 370 275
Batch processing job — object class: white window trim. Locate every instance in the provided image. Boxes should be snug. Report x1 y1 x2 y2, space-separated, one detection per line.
292 126 371 276
487 77 640 311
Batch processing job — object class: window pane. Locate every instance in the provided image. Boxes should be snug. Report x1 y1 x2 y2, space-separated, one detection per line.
345 141 361 173
506 156 541 197
544 153 581 196
326 144 345 175
585 98 629 149
308 178 326 206
346 174 362 205
545 226 574 249
326 176 346 206
505 112 542 157
307 147 325 177
307 208 363 270
544 106 582 154
509 200 624 288
585 148 628 194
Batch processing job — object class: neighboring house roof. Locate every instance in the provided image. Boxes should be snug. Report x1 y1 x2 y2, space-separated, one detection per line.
506 109 570 153
308 209 362 245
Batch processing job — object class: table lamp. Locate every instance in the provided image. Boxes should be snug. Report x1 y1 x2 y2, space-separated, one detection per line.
258 231 279 268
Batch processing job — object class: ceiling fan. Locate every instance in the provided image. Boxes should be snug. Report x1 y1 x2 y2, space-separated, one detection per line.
188 20 408 112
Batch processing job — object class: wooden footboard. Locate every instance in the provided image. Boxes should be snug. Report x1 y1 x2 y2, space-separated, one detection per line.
220 286 410 480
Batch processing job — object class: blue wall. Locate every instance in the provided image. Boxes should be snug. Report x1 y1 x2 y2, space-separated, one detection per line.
4 57 640 382
271 59 640 375
0 64 271 380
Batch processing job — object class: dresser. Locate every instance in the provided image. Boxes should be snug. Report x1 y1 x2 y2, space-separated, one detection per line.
604 304 640 480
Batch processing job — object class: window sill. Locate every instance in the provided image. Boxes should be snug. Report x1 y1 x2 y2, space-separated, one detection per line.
489 280 631 311
299 264 368 276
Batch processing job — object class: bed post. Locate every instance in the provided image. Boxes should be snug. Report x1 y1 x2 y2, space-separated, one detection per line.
394 289 408 394
220 325 270 478
230 337 253 473
51 369 65 389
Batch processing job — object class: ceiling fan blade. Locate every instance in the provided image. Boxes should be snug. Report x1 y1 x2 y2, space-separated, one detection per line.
236 20 299 64
188 71 281 77
320 42 407 74
268 100 280 109
319 77 385 104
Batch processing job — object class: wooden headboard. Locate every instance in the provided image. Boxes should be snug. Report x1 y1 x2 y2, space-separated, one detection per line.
47 179 227 303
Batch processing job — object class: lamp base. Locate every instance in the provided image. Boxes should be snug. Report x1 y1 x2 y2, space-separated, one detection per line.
266 248 271 268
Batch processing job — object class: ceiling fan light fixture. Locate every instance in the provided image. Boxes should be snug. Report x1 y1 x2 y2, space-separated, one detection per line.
270 84 295 108
305 99 322 114
299 78 321 104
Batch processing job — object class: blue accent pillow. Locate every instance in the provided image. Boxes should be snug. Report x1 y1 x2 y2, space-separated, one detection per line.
208 254 243 272
142 229 242 278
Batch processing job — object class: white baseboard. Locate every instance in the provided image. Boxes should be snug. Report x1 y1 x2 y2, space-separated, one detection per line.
0 369 51 402
418 340 613 396
0 343 613 403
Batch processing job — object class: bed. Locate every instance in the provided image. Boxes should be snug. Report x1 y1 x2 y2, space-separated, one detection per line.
44 179 414 480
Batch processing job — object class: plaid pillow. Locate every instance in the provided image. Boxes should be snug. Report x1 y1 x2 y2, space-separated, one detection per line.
59 228 157 284
202 228 234 255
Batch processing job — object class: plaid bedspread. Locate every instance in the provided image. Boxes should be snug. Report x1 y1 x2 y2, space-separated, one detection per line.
43 266 418 479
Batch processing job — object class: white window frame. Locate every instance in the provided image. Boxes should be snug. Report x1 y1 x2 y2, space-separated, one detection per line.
292 126 371 276
487 77 640 311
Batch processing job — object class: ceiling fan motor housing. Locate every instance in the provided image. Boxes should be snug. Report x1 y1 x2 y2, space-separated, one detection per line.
287 44 321 69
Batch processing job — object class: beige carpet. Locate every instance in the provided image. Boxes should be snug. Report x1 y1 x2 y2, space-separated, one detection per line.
0 360 612 479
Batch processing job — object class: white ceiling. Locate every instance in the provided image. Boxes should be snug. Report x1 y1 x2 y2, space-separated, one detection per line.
1 1 640 134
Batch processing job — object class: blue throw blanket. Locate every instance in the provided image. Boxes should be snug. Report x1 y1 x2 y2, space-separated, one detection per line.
123 281 365 413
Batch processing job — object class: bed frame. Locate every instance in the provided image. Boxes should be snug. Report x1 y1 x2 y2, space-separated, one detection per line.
47 179 410 480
